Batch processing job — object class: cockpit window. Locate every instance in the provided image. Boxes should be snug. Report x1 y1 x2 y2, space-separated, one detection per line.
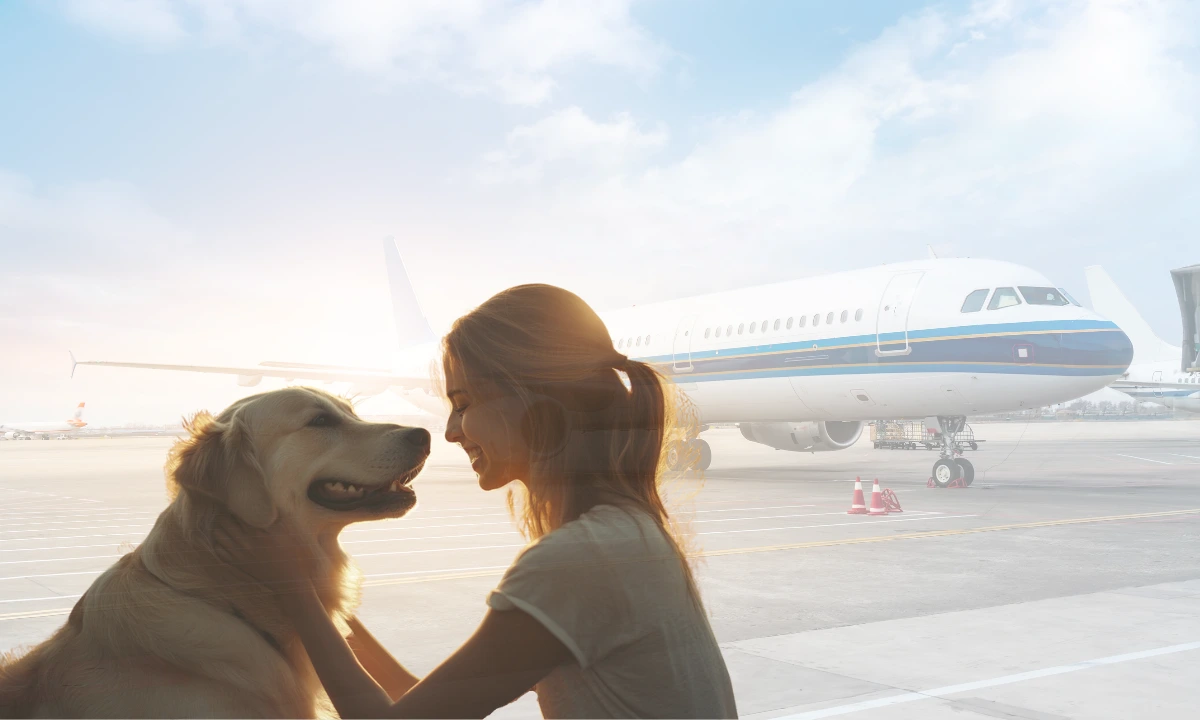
1058 288 1082 307
988 287 1022 310
960 289 989 313
1019 287 1070 306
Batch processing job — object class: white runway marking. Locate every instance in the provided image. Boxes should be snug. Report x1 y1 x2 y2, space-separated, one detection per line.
1115 454 1172 465
774 640 1200 719
0 510 945 560
698 514 975 537
0 488 102 503
0 514 964 574
1170 453 1200 461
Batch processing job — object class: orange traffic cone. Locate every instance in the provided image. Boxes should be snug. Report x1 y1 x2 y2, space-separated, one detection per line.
868 478 889 516
847 477 868 515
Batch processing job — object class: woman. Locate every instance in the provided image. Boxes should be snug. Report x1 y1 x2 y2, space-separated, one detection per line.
218 284 737 719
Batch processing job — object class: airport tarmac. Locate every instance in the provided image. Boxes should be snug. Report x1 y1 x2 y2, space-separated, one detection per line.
2 421 1198 718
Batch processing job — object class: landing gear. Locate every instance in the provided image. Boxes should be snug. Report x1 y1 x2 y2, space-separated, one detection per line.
666 438 712 472
932 458 961 488
930 415 974 487
693 438 712 471
957 458 975 486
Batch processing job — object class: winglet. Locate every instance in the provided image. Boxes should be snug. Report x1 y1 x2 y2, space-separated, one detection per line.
383 237 435 349
70 351 78 379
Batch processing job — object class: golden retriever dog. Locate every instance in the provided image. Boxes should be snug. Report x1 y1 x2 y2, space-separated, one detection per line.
0 387 429 718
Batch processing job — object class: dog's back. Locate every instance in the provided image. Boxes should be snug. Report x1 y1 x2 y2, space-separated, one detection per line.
1 513 332 719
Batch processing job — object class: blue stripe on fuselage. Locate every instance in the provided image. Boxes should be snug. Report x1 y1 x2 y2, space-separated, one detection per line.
630 320 1131 381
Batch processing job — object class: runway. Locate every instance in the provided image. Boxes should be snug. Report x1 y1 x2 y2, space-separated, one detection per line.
2 420 1199 718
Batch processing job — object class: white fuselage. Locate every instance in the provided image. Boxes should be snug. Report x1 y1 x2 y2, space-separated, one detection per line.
597 259 1132 423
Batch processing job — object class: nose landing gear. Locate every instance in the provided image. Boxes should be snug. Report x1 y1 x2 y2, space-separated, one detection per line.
930 415 974 488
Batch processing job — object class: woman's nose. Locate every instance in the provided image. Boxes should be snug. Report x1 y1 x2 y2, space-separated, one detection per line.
445 416 462 444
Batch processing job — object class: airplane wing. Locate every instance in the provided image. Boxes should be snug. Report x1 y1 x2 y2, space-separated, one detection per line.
69 352 432 391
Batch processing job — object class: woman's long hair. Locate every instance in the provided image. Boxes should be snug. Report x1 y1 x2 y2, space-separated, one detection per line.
439 283 702 603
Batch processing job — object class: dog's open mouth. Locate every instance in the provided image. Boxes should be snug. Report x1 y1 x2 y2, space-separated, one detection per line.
307 461 424 513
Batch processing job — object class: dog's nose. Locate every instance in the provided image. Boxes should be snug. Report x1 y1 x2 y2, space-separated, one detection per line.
403 427 431 451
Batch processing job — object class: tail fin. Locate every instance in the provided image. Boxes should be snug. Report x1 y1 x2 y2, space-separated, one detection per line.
383 237 435 349
1084 266 1178 365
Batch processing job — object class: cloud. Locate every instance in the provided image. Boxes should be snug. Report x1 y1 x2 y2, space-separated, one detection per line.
467 0 1199 293
480 106 668 182
57 0 664 105
62 0 185 46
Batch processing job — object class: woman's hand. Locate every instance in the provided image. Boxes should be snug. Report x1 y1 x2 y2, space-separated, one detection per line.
212 516 319 596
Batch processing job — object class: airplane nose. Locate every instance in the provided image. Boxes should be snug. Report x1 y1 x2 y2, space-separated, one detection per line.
1114 327 1134 372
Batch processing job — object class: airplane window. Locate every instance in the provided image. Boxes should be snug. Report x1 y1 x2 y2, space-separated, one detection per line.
705 328 710 339
750 322 757 334
644 335 650 345
840 310 848 323
786 317 793 329
826 312 834 324
1019 287 1070 306
774 319 781 331
813 314 820 326
738 323 744 335
988 287 1022 310
799 315 807 328
1059 288 1083 307
618 339 624 349
961 289 989 313
855 308 863 321
636 336 642 347
715 326 722 338
761 319 768 332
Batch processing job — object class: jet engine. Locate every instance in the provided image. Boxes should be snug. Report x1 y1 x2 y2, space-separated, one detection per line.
738 420 864 452
236 374 263 387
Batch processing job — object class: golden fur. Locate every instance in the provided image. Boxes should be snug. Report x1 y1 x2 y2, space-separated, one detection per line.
0 387 427 718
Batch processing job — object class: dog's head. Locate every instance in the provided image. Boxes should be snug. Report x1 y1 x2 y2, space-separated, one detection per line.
167 387 430 529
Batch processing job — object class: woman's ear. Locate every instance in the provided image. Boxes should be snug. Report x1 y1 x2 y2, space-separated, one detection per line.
520 396 569 461
169 411 279 528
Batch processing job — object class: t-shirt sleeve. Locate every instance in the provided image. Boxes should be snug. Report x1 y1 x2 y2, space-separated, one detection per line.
486 521 645 669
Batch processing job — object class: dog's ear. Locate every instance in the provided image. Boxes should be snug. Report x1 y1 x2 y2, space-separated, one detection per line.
168 410 278 528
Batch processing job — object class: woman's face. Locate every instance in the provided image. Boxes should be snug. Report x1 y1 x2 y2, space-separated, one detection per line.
444 366 531 491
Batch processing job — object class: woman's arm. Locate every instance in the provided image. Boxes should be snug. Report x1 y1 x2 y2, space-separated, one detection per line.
279 585 570 719
280 587 395 718
346 617 420 701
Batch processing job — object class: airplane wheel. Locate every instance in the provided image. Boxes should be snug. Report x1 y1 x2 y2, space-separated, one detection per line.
969 442 979 451
666 444 682 471
932 458 961 488
957 458 975 486
693 439 712 471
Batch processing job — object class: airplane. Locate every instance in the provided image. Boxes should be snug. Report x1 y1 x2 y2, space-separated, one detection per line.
1 402 87 440
73 240 1132 487
1085 265 1199 414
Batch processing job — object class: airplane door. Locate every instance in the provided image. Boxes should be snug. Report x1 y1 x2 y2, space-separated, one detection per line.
1152 370 1164 397
672 315 698 372
876 272 925 356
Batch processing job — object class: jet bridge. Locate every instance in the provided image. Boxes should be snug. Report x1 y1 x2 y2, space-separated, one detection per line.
1172 264 1200 372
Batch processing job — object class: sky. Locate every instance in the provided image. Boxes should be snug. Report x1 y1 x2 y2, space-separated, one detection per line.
1 0 1197 425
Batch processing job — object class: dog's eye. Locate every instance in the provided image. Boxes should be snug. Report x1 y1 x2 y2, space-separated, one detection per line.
308 413 338 428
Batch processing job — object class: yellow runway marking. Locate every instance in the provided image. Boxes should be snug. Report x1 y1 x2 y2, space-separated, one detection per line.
3 509 1197 622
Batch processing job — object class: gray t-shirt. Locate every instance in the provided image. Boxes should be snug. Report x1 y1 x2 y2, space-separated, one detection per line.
487 504 737 719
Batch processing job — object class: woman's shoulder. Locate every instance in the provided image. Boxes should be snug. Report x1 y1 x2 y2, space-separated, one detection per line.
517 504 669 567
